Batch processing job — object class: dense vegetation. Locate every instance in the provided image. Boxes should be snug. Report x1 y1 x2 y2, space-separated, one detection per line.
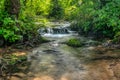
0 0 120 46
69 0 120 41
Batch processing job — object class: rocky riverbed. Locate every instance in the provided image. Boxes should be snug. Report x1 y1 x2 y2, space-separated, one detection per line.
8 35 120 80
8 22 120 80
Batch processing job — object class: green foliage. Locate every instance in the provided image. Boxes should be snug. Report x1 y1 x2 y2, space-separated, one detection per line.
0 14 21 42
68 0 120 41
0 0 21 43
68 0 97 34
49 0 64 19
0 0 40 44
66 38 82 47
20 0 52 18
0 0 4 10
93 0 120 38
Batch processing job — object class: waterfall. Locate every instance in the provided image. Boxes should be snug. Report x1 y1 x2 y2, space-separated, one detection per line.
47 28 53 34
38 22 77 37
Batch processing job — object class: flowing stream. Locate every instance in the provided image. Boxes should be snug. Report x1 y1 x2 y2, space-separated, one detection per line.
10 22 120 80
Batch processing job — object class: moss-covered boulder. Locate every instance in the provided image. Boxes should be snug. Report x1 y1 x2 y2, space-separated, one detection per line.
66 38 82 47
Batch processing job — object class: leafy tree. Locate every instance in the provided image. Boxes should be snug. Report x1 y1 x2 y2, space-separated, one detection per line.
93 0 120 38
49 0 64 19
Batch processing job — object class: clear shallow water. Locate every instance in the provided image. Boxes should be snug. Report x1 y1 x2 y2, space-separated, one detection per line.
24 36 120 80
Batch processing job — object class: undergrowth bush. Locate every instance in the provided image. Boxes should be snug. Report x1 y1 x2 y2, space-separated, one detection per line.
113 32 120 43
66 38 82 47
0 54 30 79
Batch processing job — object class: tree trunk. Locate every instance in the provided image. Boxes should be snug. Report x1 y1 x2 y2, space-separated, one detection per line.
4 0 20 19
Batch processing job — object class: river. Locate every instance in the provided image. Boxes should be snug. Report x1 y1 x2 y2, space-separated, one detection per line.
10 22 120 80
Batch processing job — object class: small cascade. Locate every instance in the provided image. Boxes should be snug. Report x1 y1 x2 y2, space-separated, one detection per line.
52 27 69 34
38 22 77 37
47 28 53 34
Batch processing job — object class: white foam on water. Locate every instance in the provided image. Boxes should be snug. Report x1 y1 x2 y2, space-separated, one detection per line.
42 33 72 38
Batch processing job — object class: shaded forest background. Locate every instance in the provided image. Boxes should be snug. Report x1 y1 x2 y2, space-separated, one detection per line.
0 0 120 46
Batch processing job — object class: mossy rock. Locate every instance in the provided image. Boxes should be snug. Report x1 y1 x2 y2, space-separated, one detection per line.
66 38 82 47
113 32 120 43
39 37 50 43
